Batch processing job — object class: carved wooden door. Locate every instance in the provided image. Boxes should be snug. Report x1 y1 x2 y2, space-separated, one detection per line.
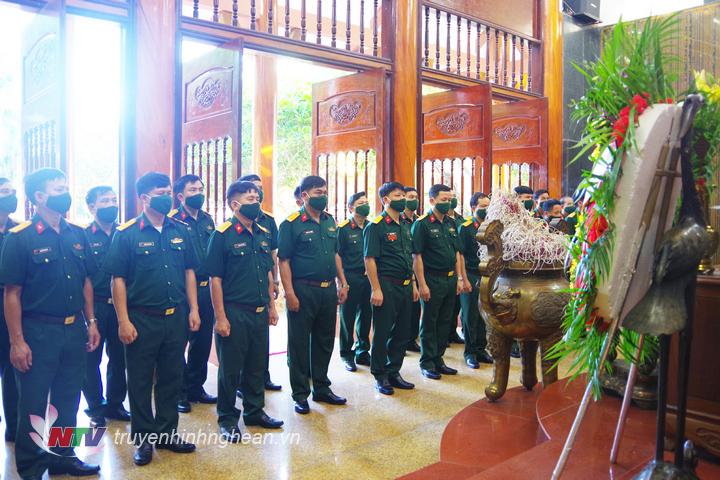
491 97 548 192
21 1 65 217
311 68 387 221
420 84 492 216
181 39 243 224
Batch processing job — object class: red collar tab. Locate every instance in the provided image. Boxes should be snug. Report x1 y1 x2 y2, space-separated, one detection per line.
301 213 308 222
181 211 187 221
91 223 97 234
430 215 436 223
401 214 406 222
36 221 45 234
474 221 479 229
235 223 243 234
351 221 357 229
139 218 145 230
385 216 392 224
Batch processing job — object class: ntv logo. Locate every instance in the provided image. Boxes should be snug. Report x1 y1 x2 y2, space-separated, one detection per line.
29 405 106 455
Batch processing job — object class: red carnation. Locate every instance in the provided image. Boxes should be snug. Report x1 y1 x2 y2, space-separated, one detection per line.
585 205 608 244
632 94 648 114
665 97 673 104
619 106 631 118
642 91 650 98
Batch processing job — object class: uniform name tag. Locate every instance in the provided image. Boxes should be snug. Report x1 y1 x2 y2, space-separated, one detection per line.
449 228 456 234
138 241 154 247
429 228 440 234
328 227 336 232
303 230 314 235
260 241 269 247
90 242 103 248
233 242 247 248
170 237 183 244
32 247 51 255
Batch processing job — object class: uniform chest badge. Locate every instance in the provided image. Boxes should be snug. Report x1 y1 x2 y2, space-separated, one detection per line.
170 237 183 244
449 227 456 234
138 241 155 248
260 241 269 247
73 243 83 251
328 226 336 232
386 232 397 242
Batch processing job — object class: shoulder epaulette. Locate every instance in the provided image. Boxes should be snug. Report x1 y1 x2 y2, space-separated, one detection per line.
286 211 300 222
257 223 269 234
462 218 473 227
168 208 179 217
338 219 350 228
116 218 137 231
262 209 274 218
8 220 31 234
217 220 232 233
372 215 384 224
417 214 428 221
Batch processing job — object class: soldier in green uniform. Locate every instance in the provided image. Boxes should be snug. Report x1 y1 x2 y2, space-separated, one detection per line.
0 168 101 479
171 175 218 413
278 175 349 414
0 177 20 441
82 186 130 427
337 191 372 371
402 186 421 353
458 192 493 369
446 190 470 345
412 184 465 379
238 173 281 391
207 180 283 442
104 172 200 466
364 182 417 395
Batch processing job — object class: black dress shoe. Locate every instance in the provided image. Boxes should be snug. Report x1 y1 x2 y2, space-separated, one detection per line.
48 458 101 476
89 415 106 428
236 389 244 398
421 369 441 380
265 380 282 391
406 341 421 352
477 350 494 364
219 425 242 443
177 400 192 413
355 354 371 366
294 400 310 414
449 331 465 344
188 390 217 404
510 342 521 358
133 442 153 466
375 379 394 395
312 391 347 405
388 374 415 389
105 405 131 421
155 436 196 453
438 364 458 375
466 358 480 369
244 413 284 429
342 358 357 372
20 474 43 480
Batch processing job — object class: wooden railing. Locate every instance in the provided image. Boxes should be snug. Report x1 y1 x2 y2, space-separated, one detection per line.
421 2 541 94
185 136 234 224
491 162 534 192
317 150 377 221
421 157 480 217
182 0 389 59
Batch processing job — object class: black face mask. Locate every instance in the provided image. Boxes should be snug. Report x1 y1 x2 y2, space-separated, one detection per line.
96 205 119 224
0 194 18 214
46 192 72 214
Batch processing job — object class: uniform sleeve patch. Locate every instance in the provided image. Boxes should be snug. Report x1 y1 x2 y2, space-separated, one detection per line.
9 220 31 234
217 220 233 233
287 211 300 222
116 218 137 231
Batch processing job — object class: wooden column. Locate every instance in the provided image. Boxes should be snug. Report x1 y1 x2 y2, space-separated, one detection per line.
542 0 563 197
130 0 177 216
391 0 419 187
252 55 277 209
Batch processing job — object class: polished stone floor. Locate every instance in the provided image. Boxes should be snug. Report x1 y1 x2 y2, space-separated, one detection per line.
0 330 528 480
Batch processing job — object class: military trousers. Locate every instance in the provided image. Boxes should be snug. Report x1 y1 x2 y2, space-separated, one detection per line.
459 272 487 361
82 300 127 416
182 283 215 399
0 294 19 439
339 271 372 361
15 317 86 478
419 275 457 371
407 300 421 349
370 277 412 380
125 307 188 443
287 281 337 402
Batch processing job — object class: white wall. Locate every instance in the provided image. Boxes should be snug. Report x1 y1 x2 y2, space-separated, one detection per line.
600 0 704 24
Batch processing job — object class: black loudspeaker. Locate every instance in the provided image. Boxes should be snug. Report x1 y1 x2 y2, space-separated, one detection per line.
564 0 601 24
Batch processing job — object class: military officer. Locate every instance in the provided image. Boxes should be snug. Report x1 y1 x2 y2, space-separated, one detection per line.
364 182 418 395
447 190 471 346
82 186 130 427
171 175 218 413
458 192 493 369
104 172 200 466
0 168 101 479
337 191 372 371
402 186 421 353
412 184 464 379
514 185 536 212
238 173 282 391
278 175 349 414
0 177 20 441
207 181 283 442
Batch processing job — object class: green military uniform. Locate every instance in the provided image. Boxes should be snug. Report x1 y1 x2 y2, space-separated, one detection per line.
256 209 278 384
458 217 487 362
412 212 460 372
206 216 273 427
0 216 95 477
82 221 127 417
278 207 338 402
364 211 414 380
337 217 371 362
103 213 197 443
402 213 421 349
169 206 215 400
0 217 19 440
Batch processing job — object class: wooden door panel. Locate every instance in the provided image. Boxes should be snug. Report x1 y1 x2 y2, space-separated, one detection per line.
420 84 492 216
491 97 548 191
181 40 242 224
312 68 386 221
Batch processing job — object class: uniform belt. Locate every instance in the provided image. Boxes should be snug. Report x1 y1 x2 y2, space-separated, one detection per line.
425 268 455 278
380 275 413 286
294 278 334 288
131 306 178 317
25 312 79 325
226 302 266 314
198 280 209 287
95 296 113 304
